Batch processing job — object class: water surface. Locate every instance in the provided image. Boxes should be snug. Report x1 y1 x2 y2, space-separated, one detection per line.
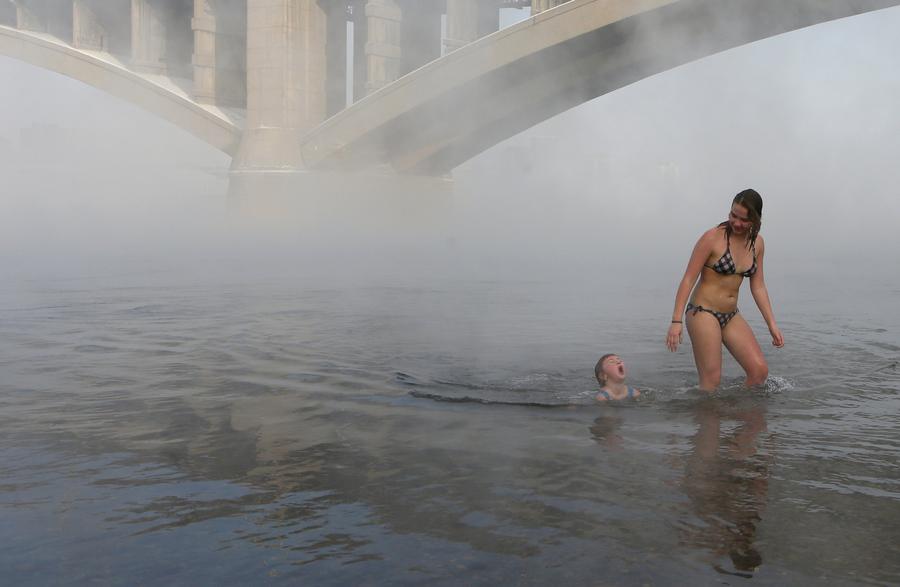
1 274 898 585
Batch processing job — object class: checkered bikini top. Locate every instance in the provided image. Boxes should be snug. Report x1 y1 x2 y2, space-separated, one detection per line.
705 232 757 277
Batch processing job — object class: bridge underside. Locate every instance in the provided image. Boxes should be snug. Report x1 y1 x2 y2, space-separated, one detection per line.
300 0 900 176
3 0 899 182
0 24 242 154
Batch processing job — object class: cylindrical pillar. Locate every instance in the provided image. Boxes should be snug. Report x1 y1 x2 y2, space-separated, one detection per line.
531 0 568 15
131 0 168 74
14 0 45 32
232 0 328 171
364 0 401 96
325 1 348 116
0 2 16 26
398 0 440 75
73 0 106 51
351 0 367 103
444 0 478 53
14 0 72 40
192 0 216 103
476 1 500 37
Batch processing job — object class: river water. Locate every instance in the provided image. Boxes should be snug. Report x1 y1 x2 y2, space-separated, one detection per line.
1 259 898 586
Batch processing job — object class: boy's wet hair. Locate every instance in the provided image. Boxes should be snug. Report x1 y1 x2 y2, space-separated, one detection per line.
594 353 618 385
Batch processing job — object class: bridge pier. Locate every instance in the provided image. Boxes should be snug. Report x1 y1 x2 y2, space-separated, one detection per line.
324 1 348 116
73 0 105 51
398 0 441 75
191 0 216 102
0 2 16 26
131 0 191 77
444 0 500 53
72 1 130 56
364 0 401 95
231 0 327 175
130 0 169 74
13 0 72 40
530 0 569 15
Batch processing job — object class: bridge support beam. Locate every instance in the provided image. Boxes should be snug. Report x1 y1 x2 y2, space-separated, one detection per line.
191 0 217 103
364 0 401 95
0 2 17 26
14 0 72 41
530 0 568 15
444 0 499 53
73 0 106 51
398 0 440 75
131 0 191 77
325 1 348 116
131 0 169 74
231 0 327 175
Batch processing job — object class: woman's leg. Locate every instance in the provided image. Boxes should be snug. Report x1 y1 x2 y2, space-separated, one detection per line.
722 313 768 387
685 310 724 391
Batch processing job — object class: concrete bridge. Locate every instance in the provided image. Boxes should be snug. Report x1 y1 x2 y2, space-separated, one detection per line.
2 0 899 185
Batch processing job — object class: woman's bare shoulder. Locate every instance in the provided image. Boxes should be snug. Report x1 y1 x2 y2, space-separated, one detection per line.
698 226 724 244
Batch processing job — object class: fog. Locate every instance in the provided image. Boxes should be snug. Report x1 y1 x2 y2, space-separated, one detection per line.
2 5 899 297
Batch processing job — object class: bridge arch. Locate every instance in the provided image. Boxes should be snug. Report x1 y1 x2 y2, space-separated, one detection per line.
300 0 900 175
0 24 241 155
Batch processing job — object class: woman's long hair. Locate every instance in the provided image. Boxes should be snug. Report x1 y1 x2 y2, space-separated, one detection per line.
719 189 763 250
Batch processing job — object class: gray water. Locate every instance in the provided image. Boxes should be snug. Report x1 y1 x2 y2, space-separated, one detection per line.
1 264 898 586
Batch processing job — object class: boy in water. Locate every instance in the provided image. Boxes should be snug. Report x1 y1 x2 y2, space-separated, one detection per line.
595 354 640 401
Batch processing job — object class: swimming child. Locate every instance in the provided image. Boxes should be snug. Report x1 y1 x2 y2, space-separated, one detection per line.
595 354 640 401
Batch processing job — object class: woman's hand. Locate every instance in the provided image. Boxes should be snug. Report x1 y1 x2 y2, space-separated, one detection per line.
769 325 784 348
666 322 683 352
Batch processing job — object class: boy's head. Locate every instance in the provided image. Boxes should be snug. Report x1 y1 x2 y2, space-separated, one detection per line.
595 354 626 386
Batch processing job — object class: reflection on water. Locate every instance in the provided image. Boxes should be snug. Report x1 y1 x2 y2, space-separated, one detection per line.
0 280 898 585
678 397 771 578
589 413 625 450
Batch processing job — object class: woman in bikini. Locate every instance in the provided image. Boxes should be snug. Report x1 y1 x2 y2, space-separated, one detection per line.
666 189 784 391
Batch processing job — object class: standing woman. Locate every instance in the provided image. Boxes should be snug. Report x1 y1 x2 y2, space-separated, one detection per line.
666 189 784 391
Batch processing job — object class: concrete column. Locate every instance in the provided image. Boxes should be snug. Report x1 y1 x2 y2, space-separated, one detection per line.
398 0 440 75
14 0 47 32
325 1 348 116
364 0 401 96
73 0 106 51
351 0 367 103
477 1 500 37
131 0 168 74
232 0 328 172
531 0 567 15
192 0 216 103
216 0 247 107
14 0 71 40
444 0 477 53
1 2 18 27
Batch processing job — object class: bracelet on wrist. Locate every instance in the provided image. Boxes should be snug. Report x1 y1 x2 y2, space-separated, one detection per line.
671 320 682 324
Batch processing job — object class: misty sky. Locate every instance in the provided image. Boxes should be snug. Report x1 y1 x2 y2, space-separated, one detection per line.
1 5 899 288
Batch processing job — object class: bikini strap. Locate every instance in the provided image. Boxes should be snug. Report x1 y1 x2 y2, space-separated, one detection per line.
598 390 611 400
627 387 635 399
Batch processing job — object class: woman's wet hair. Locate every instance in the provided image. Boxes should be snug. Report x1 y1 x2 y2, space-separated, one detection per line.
594 353 618 385
720 188 763 249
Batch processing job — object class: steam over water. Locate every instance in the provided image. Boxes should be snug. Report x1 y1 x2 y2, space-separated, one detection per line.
3 6 900 585
1 268 898 585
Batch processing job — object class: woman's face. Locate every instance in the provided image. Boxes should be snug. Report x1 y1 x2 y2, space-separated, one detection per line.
601 355 627 383
729 203 753 235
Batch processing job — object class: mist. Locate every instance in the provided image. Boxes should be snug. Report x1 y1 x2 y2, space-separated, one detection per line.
2 5 900 298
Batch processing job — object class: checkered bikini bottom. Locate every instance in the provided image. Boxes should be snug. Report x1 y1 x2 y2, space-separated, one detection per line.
686 303 738 329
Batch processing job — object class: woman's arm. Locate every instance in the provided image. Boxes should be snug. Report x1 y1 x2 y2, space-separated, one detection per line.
667 230 714 352
749 237 784 348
